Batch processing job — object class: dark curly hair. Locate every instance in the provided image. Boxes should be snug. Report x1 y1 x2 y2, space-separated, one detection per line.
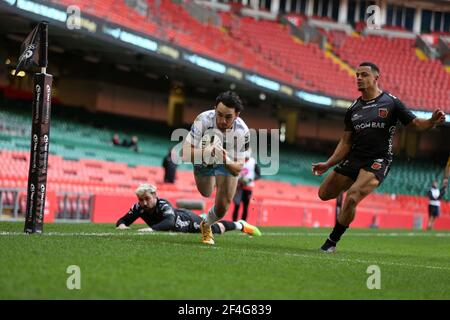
215 91 244 112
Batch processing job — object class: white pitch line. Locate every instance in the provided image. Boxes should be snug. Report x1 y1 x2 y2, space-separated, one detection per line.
262 232 450 237
0 231 183 236
1 231 450 237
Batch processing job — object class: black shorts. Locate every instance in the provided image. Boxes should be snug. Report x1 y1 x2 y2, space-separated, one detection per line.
428 205 440 217
334 153 392 184
174 209 221 234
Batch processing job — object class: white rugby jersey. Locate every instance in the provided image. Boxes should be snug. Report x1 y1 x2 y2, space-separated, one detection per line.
185 109 250 160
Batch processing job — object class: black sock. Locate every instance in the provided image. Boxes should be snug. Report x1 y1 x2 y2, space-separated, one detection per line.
220 220 237 232
329 222 348 243
211 224 221 234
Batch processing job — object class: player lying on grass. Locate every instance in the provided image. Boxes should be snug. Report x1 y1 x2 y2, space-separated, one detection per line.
115 183 261 237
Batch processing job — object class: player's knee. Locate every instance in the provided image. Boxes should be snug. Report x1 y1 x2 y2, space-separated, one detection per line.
199 190 212 197
318 188 333 201
345 189 361 207
197 187 213 197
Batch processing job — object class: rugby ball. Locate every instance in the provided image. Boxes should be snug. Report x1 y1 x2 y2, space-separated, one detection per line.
201 132 222 166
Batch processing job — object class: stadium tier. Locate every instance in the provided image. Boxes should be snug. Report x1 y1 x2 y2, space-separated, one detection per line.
223 13 359 99
331 35 450 112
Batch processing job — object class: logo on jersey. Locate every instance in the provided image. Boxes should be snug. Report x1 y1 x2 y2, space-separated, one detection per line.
352 113 362 121
371 161 382 170
378 108 388 118
354 122 385 130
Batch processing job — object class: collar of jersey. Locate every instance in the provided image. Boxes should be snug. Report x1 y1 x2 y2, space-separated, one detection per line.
360 91 384 105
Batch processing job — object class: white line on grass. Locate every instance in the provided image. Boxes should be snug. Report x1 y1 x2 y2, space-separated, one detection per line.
1 231 450 237
263 232 450 237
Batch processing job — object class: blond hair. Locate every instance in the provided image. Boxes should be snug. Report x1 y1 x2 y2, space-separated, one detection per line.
135 183 157 197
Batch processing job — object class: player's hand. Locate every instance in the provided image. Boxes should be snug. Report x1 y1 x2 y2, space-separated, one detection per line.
214 145 231 164
137 227 154 233
431 109 445 125
312 162 330 176
202 145 216 165
116 223 130 230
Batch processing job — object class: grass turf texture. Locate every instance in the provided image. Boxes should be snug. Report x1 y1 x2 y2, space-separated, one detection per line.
1 222 449 299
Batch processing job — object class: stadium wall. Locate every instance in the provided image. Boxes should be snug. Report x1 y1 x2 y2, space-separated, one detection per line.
90 193 450 230
58 79 169 121
183 97 279 130
58 81 280 130
296 117 343 141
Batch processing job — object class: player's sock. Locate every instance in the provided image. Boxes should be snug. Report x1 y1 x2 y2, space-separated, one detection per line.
217 220 240 231
204 206 217 228
233 221 243 231
329 221 348 243
211 224 221 234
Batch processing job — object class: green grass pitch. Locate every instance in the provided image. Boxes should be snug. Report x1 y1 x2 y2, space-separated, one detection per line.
1 222 449 299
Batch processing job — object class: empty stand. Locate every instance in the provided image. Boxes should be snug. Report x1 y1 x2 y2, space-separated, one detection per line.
48 0 449 109
332 35 450 112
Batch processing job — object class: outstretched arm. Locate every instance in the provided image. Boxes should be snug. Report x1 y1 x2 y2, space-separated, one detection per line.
116 204 140 229
312 131 352 176
407 109 445 131
444 157 450 180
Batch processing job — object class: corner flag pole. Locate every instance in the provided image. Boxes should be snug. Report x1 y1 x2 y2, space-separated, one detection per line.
20 21 53 234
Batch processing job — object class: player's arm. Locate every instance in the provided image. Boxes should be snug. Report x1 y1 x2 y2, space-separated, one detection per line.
181 117 209 163
444 157 450 180
116 204 140 229
223 155 244 177
220 130 250 176
312 131 352 175
407 109 446 131
214 144 243 176
391 94 446 132
440 178 448 198
439 186 447 199
150 203 176 231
